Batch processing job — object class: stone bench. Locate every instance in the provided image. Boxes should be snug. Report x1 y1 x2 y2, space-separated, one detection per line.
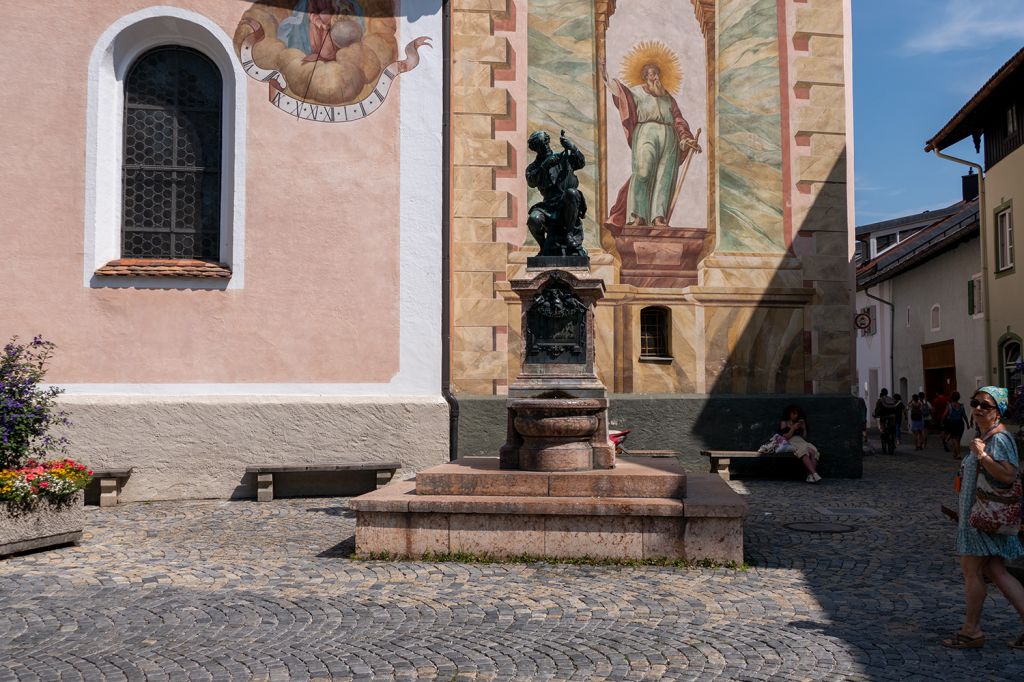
84 468 133 507
700 450 795 481
246 462 400 502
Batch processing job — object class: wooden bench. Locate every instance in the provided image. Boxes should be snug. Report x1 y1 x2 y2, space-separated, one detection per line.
700 450 794 480
85 468 133 507
246 462 400 502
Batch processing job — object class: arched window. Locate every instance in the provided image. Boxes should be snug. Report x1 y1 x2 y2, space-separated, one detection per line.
122 47 222 260
1002 338 1022 392
930 304 941 331
640 307 671 359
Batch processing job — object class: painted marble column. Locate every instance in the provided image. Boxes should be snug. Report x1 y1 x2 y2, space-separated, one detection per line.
526 0 600 251
700 0 800 289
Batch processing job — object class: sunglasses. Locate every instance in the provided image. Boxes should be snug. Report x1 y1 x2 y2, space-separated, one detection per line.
969 399 998 412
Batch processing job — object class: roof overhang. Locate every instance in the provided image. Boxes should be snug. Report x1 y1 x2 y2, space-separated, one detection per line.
924 47 1024 152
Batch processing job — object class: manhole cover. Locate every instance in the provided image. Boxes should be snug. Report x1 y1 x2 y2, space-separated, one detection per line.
784 522 856 533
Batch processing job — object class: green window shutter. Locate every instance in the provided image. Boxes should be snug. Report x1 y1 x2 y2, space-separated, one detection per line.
968 279 975 315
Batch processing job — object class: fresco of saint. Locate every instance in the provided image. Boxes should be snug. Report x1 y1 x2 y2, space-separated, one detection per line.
604 42 703 228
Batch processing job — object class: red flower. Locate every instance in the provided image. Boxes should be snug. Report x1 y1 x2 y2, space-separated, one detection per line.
39 481 48 489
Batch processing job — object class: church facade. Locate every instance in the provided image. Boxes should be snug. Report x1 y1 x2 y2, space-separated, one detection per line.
0 0 858 502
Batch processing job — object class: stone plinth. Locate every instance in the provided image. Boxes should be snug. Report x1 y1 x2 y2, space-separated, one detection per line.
501 269 615 471
349 457 747 563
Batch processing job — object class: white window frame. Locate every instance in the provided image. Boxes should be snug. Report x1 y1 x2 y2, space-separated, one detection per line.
996 208 1014 272
930 304 941 332
969 272 984 318
84 6 247 289
1004 340 1022 392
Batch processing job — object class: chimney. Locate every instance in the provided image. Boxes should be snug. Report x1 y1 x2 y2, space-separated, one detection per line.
962 170 979 202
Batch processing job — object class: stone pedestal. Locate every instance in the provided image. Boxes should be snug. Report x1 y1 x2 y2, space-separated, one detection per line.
501 269 615 471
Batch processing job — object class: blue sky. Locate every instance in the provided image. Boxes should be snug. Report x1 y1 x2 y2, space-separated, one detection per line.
853 0 1024 225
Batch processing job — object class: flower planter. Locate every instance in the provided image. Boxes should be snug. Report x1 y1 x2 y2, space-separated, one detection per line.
0 492 84 558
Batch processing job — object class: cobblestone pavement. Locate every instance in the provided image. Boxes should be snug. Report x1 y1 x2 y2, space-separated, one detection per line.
2 439 1024 681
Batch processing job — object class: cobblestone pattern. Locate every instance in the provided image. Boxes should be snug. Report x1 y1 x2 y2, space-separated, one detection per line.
2 440 1023 681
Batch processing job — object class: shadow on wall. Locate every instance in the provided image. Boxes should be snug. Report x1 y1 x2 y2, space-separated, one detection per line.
612 152 862 478
456 153 862 478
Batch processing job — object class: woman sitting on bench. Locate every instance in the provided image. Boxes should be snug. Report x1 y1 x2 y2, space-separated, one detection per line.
779 404 822 483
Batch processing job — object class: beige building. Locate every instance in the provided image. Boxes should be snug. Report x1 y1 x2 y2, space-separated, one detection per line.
926 46 1024 392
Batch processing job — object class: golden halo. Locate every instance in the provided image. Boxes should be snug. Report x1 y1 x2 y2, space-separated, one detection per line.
621 41 682 94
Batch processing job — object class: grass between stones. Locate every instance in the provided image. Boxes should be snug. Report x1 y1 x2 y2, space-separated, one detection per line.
350 550 750 570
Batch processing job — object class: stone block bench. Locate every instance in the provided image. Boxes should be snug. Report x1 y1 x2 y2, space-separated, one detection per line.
700 450 796 481
246 462 400 502
84 468 133 507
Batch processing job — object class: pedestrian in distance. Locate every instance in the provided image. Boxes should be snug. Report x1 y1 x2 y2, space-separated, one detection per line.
921 394 932 448
942 386 1024 650
909 393 926 450
946 391 970 460
873 389 897 455
933 391 950 452
893 393 907 446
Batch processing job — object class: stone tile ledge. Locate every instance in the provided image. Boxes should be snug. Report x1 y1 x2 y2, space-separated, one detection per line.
349 474 746 519
415 456 688 499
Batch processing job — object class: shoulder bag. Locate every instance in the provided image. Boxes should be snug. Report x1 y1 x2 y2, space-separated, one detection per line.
968 431 1023 536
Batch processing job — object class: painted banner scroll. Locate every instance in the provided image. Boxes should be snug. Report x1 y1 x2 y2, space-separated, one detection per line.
234 4 430 123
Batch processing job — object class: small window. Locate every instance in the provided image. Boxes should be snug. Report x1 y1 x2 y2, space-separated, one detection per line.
122 46 222 260
1008 105 1018 137
640 307 670 359
996 208 1014 272
930 304 941 331
1003 340 1022 392
875 233 896 253
968 274 983 316
906 306 911 327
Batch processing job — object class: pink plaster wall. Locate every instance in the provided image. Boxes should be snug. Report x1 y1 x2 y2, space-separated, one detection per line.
0 0 402 384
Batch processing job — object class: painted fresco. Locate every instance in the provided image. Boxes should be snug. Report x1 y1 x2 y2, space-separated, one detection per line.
233 1 430 122
449 0 853 397
603 6 708 231
597 0 711 288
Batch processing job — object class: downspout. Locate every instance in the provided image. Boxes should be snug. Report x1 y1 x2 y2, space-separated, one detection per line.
932 149 991 383
865 285 895 391
440 0 459 461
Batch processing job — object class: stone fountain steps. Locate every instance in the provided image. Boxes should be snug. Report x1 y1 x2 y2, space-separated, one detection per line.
349 458 747 563
416 457 687 498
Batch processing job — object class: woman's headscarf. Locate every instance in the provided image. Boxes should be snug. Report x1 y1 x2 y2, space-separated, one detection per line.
975 386 1009 416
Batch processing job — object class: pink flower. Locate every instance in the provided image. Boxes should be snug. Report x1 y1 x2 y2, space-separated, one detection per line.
39 481 48 489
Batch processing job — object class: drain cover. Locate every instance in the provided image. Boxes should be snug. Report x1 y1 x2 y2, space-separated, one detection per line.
784 522 856 533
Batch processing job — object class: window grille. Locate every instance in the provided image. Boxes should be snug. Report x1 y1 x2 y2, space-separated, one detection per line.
640 307 670 358
122 47 222 260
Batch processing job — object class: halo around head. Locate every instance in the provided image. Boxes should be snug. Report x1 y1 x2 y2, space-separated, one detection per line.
621 41 682 94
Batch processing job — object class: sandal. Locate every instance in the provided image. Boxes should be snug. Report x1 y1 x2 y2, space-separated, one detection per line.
942 632 985 649
1011 633 1024 650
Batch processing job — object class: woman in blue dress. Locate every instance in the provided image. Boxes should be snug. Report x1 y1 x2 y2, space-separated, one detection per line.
943 386 1024 649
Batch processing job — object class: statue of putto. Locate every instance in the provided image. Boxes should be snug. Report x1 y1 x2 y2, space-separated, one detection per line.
525 130 588 259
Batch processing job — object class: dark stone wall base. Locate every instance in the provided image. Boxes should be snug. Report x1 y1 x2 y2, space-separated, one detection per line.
456 394 863 479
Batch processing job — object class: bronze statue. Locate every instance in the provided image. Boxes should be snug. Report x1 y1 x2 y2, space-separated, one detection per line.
525 130 588 259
